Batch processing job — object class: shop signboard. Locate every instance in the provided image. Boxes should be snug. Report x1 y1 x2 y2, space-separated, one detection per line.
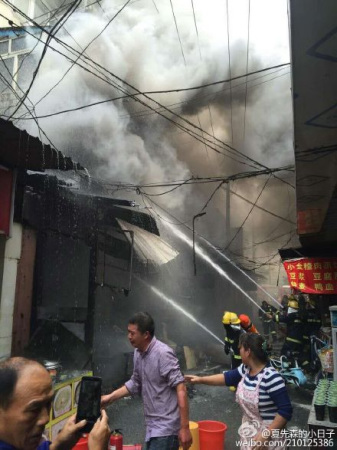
283 257 337 294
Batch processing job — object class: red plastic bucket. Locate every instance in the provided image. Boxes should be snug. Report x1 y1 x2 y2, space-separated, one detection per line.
72 436 89 450
198 420 227 450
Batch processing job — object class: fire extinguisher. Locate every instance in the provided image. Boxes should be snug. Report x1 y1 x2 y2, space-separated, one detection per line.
109 429 123 450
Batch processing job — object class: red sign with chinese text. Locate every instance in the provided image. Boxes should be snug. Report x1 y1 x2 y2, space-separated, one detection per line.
283 258 337 294
0 167 13 236
297 209 322 234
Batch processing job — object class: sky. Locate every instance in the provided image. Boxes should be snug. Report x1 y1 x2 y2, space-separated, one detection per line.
15 0 298 279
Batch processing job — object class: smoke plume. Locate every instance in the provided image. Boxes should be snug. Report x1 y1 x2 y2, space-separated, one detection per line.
17 0 297 276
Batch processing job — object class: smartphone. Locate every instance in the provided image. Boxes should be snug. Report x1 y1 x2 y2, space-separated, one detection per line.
76 376 102 433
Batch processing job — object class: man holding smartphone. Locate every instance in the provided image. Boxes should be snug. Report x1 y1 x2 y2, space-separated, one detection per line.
0 357 110 450
101 312 192 450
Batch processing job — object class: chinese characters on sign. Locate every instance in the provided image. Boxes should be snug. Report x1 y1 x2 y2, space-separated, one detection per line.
283 258 337 294
297 209 322 235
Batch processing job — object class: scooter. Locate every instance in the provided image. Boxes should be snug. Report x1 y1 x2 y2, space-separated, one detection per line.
269 354 307 387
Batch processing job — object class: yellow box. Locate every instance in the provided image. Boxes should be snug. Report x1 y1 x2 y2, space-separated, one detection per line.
44 371 92 440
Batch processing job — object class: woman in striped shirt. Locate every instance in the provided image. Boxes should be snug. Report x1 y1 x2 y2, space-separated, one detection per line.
185 333 292 450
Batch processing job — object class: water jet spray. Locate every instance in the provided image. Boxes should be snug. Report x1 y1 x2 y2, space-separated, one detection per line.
163 221 266 313
138 278 224 346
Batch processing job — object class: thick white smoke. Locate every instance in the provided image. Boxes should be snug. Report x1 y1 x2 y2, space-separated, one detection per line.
16 0 297 275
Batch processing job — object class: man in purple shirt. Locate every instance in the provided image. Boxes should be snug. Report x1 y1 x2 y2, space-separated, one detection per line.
101 312 192 450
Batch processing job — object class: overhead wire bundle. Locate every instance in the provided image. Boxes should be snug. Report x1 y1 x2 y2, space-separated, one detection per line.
0 0 296 271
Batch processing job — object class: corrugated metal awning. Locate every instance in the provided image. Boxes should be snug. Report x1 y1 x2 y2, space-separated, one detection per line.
117 218 178 266
0 119 84 171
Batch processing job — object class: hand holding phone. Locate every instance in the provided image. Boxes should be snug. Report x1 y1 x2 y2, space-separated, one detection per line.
88 410 111 450
76 376 102 433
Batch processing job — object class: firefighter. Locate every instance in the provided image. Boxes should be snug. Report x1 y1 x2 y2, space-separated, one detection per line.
259 300 277 345
222 312 243 391
306 297 321 333
301 296 322 370
298 293 306 315
276 295 289 341
274 297 304 361
239 314 259 334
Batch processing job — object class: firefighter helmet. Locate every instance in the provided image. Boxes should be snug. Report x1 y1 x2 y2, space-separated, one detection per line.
288 299 299 309
239 314 251 329
222 311 241 325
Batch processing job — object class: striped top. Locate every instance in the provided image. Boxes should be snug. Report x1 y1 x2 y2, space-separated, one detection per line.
224 363 292 421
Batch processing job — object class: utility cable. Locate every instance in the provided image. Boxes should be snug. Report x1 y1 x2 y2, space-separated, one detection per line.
0 6 82 165
151 1 159 13
0 65 67 165
1 4 292 182
252 230 297 247
1 0 69 115
116 68 290 121
0 53 38 117
2 10 250 167
197 114 209 159
224 174 272 250
103 164 293 189
29 0 132 112
4 17 248 167
169 0 186 65
7 65 290 121
23 0 105 24
137 177 193 197
226 186 296 224
191 0 202 60
0 47 61 151
0 34 40 98
1 4 290 175
141 195 288 272
6 0 82 120
253 231 297 270
200 181 225 212
3 3 288 172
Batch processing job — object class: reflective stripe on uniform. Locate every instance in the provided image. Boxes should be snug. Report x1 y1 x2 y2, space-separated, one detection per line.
294 320 302 323
233 354 242 360
286 337 302 344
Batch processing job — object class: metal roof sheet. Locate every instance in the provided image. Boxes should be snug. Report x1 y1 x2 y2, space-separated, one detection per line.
0 119 84 171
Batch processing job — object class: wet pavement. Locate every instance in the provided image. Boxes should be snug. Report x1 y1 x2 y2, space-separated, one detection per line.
105 365 314 449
